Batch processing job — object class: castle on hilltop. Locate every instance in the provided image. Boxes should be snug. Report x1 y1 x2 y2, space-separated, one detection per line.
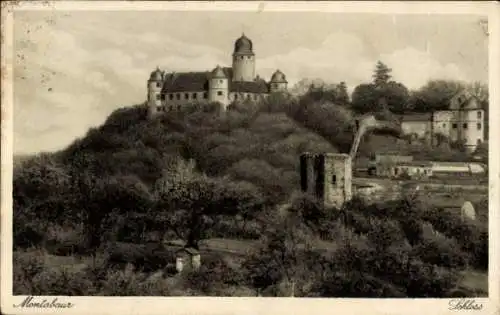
146 34 288 117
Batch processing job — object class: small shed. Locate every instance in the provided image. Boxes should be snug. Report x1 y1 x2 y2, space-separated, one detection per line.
175 247 201 273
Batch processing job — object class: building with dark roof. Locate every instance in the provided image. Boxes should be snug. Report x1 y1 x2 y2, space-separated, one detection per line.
398 90 485 152
146 34 288 117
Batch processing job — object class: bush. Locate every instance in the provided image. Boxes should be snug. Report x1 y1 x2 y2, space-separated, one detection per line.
312 271 406 297
366 218 404 249
184 255 246 296
13 250 45 295
412 233 468 269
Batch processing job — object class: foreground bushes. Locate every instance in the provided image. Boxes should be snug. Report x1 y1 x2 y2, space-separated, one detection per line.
13 248 253 296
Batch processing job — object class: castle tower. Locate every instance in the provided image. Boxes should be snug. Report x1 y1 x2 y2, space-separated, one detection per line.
147 67 163 118
232 33 255 82
269 69 288 92
208 65 229 111
462 108 485 152
449 91 485 152
300 152 352 209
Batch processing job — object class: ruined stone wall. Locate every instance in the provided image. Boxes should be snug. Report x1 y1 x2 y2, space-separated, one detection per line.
300 152 353 209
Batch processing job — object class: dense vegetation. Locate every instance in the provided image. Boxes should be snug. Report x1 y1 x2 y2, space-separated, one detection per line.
13 63 489 297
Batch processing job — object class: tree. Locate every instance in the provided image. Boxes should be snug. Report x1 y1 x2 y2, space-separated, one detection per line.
408 80 465 112
372 61 392 87
336 81 350 105
67 160 154 253
155 174 266 249
382 81 410 113
351 83 380 113
13 153 74 248
242 211 324 297
304 82 339 104
351 81 409 114
13 153 71 210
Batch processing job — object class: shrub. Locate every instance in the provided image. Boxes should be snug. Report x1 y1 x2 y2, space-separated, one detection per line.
13 250 45 295
412 233 468 269
31 267 96 295
312 271 406 297
366 218 404 249
184 255 245 296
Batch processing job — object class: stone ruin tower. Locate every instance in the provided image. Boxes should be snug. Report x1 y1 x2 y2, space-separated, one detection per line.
300 152 353 209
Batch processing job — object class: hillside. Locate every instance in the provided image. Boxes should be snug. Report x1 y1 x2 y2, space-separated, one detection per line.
13 96 488 297
57 101 341 203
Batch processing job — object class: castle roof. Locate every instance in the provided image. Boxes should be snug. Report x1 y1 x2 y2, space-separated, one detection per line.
149 67 163 81
270 69 287 83
231 80 269 93
233 33 254 55
211 65 227 78
162 71 210 93
449 90 482 110
161 67 269 94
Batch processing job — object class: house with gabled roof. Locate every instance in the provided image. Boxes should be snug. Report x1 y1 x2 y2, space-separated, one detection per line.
399 89 485 152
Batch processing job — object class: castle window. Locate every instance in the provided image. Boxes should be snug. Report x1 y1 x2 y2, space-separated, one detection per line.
185 93 189 100
176 93 181 100
177 105 181 110
477 139 482 145
155 94 161 100
452 123 458 129
219 80 223 84
217 91 223 96
156 82 161 88
169 94 174 100
169 105 173 111
192 93 197 100
234 94 238 100
161 94 165 101
463 123 468 129
477 111 482 119
332 175 337 186
477 123 482 130
203 92 208 99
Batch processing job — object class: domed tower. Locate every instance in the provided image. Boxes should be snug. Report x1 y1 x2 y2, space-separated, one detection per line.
232 33 255 82
269 69 288 92
147 67 163 118
208 65 229 111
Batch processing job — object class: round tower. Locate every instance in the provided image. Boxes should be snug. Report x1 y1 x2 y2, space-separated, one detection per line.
232 33 255 82
208 65 229 111
462 108 485 152
269 69 288 92
147 67 163 118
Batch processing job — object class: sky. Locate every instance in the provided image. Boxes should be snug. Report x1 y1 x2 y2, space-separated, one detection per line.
12 9 489 155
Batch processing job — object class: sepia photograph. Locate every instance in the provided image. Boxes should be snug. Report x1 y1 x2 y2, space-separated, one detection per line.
1 1 499 314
